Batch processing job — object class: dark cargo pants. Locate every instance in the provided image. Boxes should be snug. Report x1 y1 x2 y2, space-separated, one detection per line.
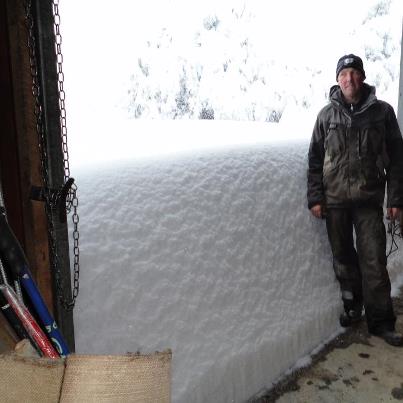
325 206 396 333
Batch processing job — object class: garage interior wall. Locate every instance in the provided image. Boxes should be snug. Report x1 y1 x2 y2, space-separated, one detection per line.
0 0 74 351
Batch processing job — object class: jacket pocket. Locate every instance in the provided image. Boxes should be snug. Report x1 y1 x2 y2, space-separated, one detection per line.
359 123 385 157
325 123 346 160
359 157 385 191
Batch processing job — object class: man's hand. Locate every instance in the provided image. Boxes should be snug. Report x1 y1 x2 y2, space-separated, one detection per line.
387 207 401 221
310 204 323 219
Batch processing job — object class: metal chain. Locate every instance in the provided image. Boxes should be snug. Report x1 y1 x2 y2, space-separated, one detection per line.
52 0 80 306
24 0 79 310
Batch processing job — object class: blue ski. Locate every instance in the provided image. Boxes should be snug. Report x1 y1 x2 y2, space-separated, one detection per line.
19 268 69 357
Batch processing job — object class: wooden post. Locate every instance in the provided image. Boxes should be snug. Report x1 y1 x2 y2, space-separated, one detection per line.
33 0 75 352
0 0 26 252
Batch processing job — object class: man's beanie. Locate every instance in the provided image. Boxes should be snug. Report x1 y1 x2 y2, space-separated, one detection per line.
336 54 366 80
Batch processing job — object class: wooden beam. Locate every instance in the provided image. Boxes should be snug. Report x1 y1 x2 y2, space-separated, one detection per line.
2 0 53 311
31 0 75 351
0 0 25 247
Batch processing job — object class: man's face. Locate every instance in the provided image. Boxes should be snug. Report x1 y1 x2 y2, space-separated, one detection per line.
337 67 364 103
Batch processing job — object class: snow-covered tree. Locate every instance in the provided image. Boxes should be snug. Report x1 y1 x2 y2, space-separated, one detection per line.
125 0 402 121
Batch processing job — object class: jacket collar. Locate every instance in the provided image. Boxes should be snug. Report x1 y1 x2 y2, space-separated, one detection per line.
329 83 377 114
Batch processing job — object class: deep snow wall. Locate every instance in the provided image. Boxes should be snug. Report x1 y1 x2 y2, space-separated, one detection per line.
73 139 402 403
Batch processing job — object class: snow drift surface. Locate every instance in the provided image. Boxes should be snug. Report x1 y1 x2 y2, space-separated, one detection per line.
72 126 402 402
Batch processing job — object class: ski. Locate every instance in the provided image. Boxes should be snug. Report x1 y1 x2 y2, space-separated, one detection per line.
19 267 70 357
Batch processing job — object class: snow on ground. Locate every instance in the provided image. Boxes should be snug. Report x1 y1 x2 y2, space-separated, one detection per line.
71 120 403 403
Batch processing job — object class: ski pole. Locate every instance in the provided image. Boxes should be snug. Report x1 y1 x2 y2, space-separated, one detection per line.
0 284 59 358
0 291 30 342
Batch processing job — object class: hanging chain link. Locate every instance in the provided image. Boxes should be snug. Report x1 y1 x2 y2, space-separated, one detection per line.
24 0 79 310
52 0 80 307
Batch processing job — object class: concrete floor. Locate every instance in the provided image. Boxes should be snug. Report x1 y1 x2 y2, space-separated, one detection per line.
256 296 403 403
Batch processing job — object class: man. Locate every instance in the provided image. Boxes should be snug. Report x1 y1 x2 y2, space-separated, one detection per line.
307 54 403 346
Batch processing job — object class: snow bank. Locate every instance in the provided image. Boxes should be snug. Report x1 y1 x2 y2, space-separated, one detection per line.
72 121 402 403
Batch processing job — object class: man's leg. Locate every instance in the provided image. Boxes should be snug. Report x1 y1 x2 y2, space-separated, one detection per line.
326 208 363 322
353 206 396 333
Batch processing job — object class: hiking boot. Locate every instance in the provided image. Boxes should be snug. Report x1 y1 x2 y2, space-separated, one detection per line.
372 330 403 347
339 309 363 327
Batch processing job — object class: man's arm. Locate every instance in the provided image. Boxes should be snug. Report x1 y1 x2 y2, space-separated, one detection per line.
307 117 325 213
385 106 403 208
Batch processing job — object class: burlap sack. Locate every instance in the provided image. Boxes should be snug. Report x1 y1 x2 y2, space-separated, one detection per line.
0 349 171 402
0 353 65 403
59 350 172 403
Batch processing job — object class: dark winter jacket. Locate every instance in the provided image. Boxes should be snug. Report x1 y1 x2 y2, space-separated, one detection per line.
307 83 403 209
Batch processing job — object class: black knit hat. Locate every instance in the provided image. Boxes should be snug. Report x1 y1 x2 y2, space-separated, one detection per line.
336 54 366 81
